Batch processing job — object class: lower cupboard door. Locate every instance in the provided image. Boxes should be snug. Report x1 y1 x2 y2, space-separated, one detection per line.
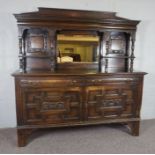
22 87 82 125
86 85 136 121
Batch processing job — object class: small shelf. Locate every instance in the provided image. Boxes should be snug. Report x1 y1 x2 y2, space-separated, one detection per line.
102 56 135 59
19 55 53 58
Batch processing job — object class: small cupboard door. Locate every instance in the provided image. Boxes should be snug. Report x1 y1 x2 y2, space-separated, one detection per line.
22 87 83 125
85 83 137 121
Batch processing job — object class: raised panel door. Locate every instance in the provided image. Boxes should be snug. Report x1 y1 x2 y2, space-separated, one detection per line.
85 83 137 121
22 87 82 125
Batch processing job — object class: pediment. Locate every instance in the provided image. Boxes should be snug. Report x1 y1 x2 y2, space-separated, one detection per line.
14 7 140 27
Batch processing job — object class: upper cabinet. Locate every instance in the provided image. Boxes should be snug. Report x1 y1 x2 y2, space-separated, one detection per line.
14 8 140 73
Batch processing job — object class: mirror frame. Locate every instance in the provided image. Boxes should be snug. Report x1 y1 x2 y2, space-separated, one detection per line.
56 30 102 71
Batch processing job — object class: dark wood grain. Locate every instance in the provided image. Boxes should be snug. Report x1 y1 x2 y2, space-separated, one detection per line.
12 8 146 147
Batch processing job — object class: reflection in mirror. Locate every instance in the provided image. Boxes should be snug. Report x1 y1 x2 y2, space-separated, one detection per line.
57 34 99 63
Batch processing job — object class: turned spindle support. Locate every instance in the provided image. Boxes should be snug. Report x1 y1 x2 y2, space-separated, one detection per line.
129 31 136 72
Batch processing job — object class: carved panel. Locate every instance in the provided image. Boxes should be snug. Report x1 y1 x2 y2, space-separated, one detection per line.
86 86 134 120
104 32 128 55
19 28 57 71
26 28 49 53
109 34 126 55
30 36 44 49
101 31 130 72
23 88 82 124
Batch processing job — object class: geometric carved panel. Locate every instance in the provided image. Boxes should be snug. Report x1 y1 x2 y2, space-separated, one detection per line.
26 28 49 53
86 86 134 120
24 88 82 124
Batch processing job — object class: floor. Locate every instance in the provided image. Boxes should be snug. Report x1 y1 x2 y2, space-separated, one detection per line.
0 119 155 154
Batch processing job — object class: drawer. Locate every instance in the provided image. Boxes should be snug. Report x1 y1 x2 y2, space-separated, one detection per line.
19 76 139 88
20 78 84 88
85 77 139 86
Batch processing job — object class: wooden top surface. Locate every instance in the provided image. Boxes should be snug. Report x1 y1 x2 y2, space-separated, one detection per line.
12 70 147 77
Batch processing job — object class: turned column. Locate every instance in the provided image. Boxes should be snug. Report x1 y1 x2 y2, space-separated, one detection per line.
129 31 136 72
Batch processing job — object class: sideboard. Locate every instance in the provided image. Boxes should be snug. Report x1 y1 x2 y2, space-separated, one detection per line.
12 8 147 146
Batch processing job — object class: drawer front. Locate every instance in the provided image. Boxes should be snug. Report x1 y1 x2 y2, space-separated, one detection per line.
86 82 138 121
85 77 139 86
20 78 83 88
19 77 139 88
22 87 82 125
